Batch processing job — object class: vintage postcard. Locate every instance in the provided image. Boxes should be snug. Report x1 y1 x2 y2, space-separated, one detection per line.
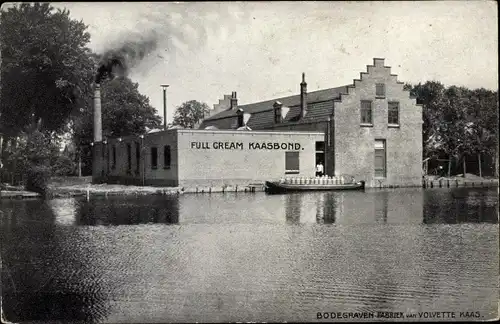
1 1 498 323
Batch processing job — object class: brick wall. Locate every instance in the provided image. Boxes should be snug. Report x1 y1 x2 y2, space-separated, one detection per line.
333 58 423 187
106 131 179 186
176 130 324 188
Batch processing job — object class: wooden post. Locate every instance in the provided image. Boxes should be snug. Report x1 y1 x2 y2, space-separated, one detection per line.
447 156 452 177
478 153 482 178
463 156 466 178
495 151 499 178
78 151 82 177
0 135 3 173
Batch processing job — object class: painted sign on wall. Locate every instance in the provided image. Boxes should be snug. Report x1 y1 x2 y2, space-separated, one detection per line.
190 141 303 150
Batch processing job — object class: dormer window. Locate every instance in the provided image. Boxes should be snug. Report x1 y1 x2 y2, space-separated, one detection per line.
273 101 283 123
236 108 244 128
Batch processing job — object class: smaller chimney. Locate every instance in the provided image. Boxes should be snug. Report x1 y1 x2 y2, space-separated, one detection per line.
230 91 238 110
300 73 307 119
273 101 283 123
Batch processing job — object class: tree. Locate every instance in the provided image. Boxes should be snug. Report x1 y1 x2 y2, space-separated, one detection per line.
72 77 161 175
0 3 95 137
463 88 498 177
172 100 210 128
406 81 498 177
405 81 448 160
1 3 95 184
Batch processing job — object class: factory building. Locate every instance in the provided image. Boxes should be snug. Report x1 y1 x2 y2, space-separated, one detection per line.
102 129 324 188
92 58 423 188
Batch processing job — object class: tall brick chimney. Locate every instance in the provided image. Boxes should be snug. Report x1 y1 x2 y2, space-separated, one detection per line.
230 91 238 110
92 82 104 183
300 73 307 119
93 83 102 142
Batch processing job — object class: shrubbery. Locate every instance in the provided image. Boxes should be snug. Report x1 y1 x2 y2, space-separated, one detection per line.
25 165 52 194
3 130 76 195
51 152 77 177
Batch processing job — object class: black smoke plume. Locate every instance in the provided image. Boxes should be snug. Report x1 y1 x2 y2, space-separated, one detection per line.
92 4 252 84
95 32 158 84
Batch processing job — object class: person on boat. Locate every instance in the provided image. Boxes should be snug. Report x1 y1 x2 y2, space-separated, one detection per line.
316 162 324 177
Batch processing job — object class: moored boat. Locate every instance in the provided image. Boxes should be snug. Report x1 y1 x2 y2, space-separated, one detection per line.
264 176 365 194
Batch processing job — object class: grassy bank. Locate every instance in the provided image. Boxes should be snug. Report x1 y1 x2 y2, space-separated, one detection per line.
47 177 181 198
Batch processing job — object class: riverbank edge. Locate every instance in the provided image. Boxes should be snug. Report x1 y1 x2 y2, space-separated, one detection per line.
1 177 498 199
0 183 265 199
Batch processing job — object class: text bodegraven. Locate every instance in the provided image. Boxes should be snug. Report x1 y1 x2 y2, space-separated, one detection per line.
316 311 482 319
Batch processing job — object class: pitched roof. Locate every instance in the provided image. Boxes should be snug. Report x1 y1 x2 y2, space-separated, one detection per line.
203 85 349 122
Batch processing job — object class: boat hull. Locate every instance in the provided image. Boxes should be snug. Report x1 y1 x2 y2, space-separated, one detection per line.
264 180 365 194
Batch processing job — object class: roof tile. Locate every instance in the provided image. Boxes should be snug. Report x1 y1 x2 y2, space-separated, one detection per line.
199 85 348 129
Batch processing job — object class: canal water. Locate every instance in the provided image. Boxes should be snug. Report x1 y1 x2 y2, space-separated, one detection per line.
1 187 498 322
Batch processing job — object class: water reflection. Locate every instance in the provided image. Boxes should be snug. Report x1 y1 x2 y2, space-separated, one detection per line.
1 187 498 322
1 188 497 228
76 196 179 225
423 188 498 224
50 198 78 226
1 201 112 322
285 194 301 224
377 191 389 223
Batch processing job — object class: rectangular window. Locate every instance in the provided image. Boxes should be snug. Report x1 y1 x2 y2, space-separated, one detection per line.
285 151 300 174
374 140 386 178
135 142 140 173
112 145 116 169
376 83 385 97
151 147 158 169
388 101 399 125
127 143 132 172
163 145 171 169
360 100 372 125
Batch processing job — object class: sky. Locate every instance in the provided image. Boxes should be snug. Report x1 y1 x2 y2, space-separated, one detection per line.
27 2 500 123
